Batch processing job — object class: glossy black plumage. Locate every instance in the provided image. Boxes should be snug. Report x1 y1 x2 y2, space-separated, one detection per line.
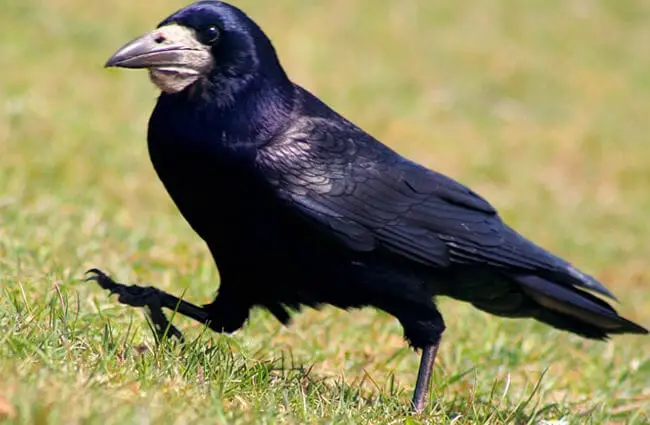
92 0 647 412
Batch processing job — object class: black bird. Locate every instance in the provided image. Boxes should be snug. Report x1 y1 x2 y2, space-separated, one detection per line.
88 0 648 412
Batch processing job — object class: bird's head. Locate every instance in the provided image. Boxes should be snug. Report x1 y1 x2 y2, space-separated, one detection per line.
105 1 287 98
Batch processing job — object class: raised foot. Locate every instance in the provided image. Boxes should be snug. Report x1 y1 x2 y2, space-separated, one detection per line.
85 268 187 342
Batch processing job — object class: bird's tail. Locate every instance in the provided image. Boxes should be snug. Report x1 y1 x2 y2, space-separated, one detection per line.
513 274 648 340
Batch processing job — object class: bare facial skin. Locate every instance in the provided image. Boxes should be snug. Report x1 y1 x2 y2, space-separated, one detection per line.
105 24 214 94
146 25 213 93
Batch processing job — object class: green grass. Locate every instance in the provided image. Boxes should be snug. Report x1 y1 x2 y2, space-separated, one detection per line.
1 0 650 423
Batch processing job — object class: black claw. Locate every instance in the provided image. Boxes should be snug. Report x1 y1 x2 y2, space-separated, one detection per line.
84 268 108 281
84 268 119 291
85 267 187 343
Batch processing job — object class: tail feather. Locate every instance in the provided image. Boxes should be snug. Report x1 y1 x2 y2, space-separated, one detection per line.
514 274 648 339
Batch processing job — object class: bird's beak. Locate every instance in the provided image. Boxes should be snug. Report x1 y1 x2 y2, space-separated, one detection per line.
105 24 211 71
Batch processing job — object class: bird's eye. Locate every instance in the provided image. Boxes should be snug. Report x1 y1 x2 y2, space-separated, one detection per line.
199 25 220 45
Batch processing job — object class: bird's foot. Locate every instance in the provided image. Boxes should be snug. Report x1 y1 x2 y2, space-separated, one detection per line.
85 268 185 343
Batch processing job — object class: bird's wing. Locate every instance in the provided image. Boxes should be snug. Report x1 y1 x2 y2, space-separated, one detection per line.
257 120 613 297
259 121 518 268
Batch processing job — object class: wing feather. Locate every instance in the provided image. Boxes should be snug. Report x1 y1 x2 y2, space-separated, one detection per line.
256 120 615 299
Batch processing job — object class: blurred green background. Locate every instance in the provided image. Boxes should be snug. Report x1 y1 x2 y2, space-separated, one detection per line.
1 0 649 424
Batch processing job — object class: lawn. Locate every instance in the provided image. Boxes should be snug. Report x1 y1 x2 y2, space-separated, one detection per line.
1 0 650 423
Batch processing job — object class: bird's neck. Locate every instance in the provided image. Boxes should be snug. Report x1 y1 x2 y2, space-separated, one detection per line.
158 72 296 151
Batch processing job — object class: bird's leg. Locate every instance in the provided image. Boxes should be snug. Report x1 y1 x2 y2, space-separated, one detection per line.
85 268 210 343
380 301 445 413
411 341 441 413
